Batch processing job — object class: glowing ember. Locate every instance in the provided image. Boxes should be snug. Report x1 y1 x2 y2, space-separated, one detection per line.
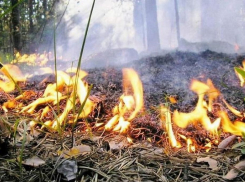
105 68 143 133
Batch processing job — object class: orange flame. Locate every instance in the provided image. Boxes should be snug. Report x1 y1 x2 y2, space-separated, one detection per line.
105 68 143 133
173 79 220 135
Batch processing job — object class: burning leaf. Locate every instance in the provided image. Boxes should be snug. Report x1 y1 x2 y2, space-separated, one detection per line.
223 160 245 180
196 157 218 170
57 160 78 181
22 156 45 167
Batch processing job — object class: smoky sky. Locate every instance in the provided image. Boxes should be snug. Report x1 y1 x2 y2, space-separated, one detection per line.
52 0 245 60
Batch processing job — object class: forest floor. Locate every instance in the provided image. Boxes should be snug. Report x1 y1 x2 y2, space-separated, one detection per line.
0 50 245 181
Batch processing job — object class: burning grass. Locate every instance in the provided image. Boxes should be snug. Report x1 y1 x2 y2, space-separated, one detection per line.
1 51 245 181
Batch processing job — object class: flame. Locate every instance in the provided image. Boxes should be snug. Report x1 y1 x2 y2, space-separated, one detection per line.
105 68 143 133
12 52 49 66
222 99 243 117
160 105 181 148
235 60 245 87
0 63 29 92
219 111 245 136
235 43 240 52
179 134 195 152
173 79 220 135
16 69 93 129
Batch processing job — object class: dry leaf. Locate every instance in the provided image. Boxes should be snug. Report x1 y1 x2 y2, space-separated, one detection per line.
196 156 218 170
23 156 45 167
223 160 245 180
61 144 91 158
218 135 236 152
109 139 130 150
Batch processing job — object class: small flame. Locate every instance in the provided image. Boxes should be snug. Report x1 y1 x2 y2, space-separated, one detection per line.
223 99 243 117
105 68 143 133
0 64 29 93
235 60 245 87
219 111 245 136
235 43 240 52
179 134 195 152
160 105 181 148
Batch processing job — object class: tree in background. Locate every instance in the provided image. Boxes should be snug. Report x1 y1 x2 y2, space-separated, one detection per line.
144 0 160 52
174 0 180 47
11 0 21 52
0 0 57 56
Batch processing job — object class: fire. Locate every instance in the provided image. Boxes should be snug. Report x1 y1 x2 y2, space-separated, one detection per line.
235 60 245 87
12 52 49 66
160 105 181 148
0 63 29 92
105 68 143 133
173 79 221 135
13 69 94 128
218 111 245 136
234 43 239 52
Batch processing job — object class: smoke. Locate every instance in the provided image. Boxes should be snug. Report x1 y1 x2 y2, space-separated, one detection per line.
45 0 245 64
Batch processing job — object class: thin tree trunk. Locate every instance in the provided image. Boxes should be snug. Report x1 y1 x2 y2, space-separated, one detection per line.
43 0 47 18
11 0 21 52
29 0 33 34
144 0 160 52
133 0 146 50
174 0 180 47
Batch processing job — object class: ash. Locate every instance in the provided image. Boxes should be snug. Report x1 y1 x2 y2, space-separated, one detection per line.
85 50 245 112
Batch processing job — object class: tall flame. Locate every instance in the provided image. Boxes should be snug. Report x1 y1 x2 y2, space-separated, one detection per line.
160 105 181 148
173 79 220 135
105 68 143 133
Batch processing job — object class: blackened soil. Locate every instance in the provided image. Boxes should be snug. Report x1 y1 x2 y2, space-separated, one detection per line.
85 50 245 113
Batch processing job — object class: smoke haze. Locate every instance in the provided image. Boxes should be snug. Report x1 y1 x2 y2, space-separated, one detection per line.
48 0 245 64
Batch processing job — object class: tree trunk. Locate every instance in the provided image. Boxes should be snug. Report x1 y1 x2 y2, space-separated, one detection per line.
144 0 160 52
43 0 47 18
133 0 146 50
11 0 21 52
174 0 180 47
29 0 33 33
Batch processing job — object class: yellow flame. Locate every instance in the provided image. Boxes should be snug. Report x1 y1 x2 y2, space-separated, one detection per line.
105 68 143 133
219 111 245 136
173 79 220 135
223 99 243 117
160 105 181 148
